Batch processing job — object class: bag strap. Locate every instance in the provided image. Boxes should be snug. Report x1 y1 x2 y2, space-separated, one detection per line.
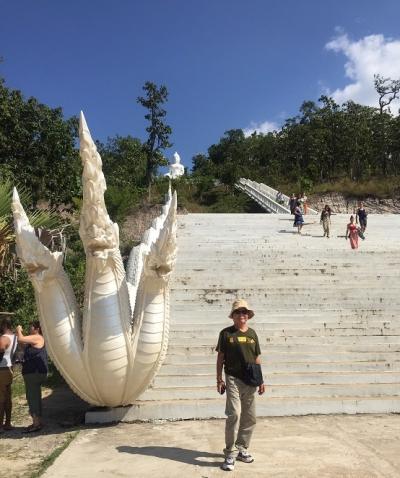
10 334 18 364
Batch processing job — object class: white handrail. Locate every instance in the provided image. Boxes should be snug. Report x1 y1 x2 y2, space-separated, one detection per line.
236 180 291 214
237 178 318 214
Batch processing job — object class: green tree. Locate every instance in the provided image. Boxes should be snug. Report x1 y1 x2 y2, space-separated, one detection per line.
0 78 80 205
98 135 147 189
374 74 400 114
137 82 172 189
372 75 400 176
96 135 148 223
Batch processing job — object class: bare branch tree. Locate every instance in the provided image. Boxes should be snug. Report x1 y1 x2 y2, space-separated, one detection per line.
374 74 400 114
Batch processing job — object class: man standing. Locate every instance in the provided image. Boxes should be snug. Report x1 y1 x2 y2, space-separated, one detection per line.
216 299 265 471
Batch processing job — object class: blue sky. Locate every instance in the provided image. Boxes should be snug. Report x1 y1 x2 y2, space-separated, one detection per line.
1 0 400 170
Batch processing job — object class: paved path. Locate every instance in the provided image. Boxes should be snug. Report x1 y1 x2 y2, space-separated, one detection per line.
43 414 400 477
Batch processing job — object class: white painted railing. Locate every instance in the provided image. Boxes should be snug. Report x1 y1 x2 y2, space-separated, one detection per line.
236 179 291 214
237 178 318 214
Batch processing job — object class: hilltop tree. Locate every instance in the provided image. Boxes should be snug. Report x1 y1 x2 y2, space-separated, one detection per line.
137 82 172 189
374 74 400 114
373 75 400 175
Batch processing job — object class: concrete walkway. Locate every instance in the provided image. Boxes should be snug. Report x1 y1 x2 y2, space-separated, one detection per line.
43 414 400 478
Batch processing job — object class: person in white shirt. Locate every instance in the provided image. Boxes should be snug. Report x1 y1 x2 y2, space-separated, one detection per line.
0 315 18 432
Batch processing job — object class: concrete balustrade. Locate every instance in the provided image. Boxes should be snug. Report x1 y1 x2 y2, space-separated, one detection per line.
236 178 319 214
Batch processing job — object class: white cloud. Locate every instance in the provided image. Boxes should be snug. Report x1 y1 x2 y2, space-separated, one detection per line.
243 120 278 137
325 32 400 112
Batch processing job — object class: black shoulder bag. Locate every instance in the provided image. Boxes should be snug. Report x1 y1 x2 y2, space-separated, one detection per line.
236 338 264 387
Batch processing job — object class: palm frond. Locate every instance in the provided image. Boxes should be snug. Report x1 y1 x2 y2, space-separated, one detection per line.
0 180 64 276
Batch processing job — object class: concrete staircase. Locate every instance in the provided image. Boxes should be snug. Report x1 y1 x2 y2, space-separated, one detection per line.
88 213 400 422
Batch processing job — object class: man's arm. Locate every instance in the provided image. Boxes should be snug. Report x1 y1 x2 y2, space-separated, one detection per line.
255 355 265 395
216 351 225 393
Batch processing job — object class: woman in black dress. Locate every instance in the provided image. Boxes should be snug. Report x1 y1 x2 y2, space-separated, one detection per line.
16 321 48 432
293 201 304 234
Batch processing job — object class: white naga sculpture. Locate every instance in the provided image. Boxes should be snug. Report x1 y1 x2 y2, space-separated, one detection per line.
12 112 177 407
165 152 185 179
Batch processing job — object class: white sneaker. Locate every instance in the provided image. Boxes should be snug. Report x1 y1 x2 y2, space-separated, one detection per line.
221 456 235 471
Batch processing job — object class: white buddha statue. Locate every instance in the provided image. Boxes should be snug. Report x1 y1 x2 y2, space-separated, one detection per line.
165 152 185 179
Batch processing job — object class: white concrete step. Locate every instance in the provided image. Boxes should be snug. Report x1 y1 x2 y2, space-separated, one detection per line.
169 324 399 334
170 328 400 344
141 383 400 401
152 371 400 387
159 361 400 374
87 397 400 423
163 351 399 365
166 344 400 355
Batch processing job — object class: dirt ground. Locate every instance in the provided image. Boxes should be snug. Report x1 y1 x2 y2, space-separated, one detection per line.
0 385 89 478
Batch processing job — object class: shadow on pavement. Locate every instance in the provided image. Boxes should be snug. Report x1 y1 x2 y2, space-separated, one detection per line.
117 446 222 468
6 385 89 439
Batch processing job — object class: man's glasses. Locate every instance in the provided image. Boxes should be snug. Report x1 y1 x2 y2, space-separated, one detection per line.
233 309 249 315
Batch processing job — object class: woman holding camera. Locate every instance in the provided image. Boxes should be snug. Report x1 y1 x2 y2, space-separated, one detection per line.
16 321 48 432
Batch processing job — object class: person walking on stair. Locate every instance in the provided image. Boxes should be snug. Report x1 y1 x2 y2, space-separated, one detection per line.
320 205 332 238
288 193 296 214
293 201 304 234
356 201 368 233
216 299 265 471
346 215 361 249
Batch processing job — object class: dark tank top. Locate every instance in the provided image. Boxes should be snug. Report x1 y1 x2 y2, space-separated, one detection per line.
22 344 48 375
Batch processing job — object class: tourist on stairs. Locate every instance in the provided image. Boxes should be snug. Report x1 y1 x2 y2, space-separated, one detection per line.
293 201 304 234
356 201 368 233
288 193 296 214
320 205 332 238
346 215 360 249
300 192 308 214
216 299 265 471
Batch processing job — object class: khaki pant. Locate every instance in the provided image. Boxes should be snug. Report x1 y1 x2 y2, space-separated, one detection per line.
322 219 330 237
224 374 257 457
0 367 13 426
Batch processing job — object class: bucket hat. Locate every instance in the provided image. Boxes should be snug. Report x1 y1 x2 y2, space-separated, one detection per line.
229 299 254 319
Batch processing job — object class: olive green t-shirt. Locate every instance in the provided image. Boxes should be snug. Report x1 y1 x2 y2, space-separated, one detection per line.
216 326 261 380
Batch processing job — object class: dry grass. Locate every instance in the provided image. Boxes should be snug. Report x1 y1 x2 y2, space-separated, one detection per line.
277 177 400 199
312 177 400 198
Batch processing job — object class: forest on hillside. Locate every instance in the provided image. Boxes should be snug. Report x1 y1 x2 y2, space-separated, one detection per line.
1 74 399 323
192 76 400 197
